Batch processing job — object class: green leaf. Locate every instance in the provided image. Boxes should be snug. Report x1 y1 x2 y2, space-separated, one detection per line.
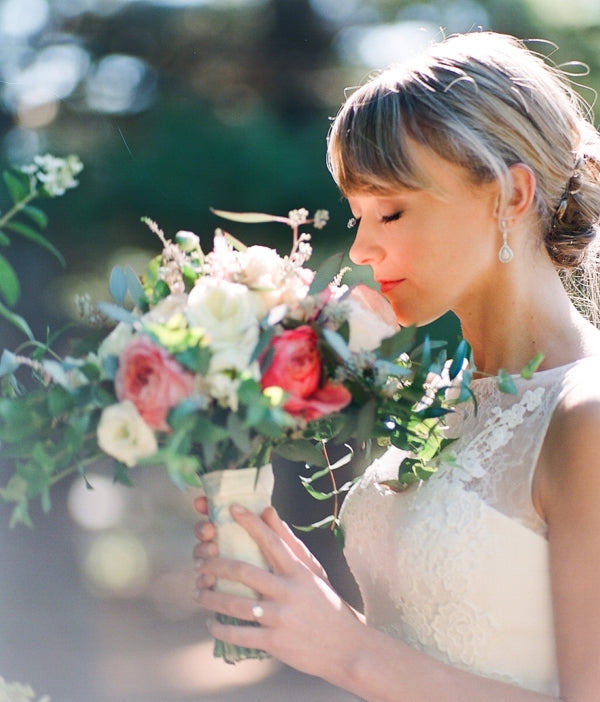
274 439 329 467
321 327 351 362
21 205 48 228
308 251 345 295
448 339 468 380
497 368 518 395
356 398 376 445
3 169 30 203
109 266 128 305
0 253 20 305
5 221 66 266
377 326 416 360
0 301 33 339
210 208 287 225
0 230 10 246
293 514 337 532
520 352 545 379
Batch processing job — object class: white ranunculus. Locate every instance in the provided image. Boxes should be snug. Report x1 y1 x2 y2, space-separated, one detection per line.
186 277 260 351
238 245 286 317
97 400 158 467
346 285 399 352
98 322 135 361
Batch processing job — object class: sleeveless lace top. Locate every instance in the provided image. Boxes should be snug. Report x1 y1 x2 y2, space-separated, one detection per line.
341 356 600 696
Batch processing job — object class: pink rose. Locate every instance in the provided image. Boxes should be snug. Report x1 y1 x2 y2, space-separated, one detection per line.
260 325 351 421
115 335 195 431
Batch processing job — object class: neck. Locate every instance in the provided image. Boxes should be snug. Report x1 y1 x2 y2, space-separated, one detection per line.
455 258 600 376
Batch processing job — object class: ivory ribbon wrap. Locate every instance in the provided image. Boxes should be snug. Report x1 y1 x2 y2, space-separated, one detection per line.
200 463 274 599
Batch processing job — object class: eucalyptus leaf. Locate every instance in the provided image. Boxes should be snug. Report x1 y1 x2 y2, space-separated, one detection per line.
308 251 345 295
109 266 128 305
377 326 416 360
497 368 518 395
448 339 468 380
125 266 145 307
321 327 351 362
97 302 138 324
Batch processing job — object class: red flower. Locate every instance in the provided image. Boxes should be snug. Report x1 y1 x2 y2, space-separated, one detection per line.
115 335 195 431
260 325 351 421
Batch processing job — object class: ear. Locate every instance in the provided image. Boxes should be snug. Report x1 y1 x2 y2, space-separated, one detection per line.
501 163 537 221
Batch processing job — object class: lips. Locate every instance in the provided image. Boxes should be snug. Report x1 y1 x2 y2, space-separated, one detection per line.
377 279 404 294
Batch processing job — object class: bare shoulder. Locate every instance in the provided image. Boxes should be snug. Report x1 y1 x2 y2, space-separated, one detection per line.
536 357 600 522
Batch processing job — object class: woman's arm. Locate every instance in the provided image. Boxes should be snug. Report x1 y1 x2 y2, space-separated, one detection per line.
193 396 600 701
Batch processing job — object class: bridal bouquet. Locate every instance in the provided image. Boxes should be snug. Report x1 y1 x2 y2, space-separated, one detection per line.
0 204 474 662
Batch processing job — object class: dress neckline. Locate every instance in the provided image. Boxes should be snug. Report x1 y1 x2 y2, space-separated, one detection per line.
469 354 600 387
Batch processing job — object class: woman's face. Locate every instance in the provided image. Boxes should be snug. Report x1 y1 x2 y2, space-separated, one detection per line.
346 145 502 327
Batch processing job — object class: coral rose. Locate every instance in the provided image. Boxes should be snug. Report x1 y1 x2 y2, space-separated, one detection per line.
115 335 195 431
260 325 351 422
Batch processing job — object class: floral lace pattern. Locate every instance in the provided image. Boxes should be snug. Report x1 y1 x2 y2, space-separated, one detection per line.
341 359 600 695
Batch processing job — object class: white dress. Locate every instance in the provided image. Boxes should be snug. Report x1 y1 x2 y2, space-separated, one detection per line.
340 357 600 696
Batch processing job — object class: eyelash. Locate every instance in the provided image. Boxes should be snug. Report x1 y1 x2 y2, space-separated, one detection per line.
382 211 403 224
347 211 402 229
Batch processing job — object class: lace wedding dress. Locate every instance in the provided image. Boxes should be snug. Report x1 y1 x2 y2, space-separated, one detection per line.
341 357 600 696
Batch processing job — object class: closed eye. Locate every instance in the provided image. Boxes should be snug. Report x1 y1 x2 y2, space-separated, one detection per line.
382 211 403 224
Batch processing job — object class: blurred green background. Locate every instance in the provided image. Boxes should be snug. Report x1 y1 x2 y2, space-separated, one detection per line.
1 1 600 701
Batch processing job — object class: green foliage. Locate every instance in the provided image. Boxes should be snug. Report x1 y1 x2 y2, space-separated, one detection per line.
0 155 83 340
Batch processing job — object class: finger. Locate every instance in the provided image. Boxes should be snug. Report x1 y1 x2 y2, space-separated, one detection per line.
196 587 273 626
207 615 270 653
229 504 298 575
195 570 217 590
194 519 217 542
193 495 208 515
261 506 329 580
198 555 286 601
193 539 218 562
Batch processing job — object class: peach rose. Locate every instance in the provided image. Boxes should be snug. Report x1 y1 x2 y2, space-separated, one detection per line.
260 325 351 422
115 335 195 431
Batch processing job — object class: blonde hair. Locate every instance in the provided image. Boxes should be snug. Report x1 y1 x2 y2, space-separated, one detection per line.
327 32 600 321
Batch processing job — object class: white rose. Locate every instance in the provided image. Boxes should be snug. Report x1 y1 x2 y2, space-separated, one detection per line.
97 401 158 467
186 277 259 351
144 293 187 324
346 285 399 352
98 322 135 361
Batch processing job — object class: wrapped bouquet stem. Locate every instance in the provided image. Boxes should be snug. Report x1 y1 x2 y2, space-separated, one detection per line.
200 462 274 662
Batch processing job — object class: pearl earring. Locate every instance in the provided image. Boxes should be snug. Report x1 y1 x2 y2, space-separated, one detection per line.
498 219 514 263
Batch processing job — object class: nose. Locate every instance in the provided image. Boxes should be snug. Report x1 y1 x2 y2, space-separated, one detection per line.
349 220 384 266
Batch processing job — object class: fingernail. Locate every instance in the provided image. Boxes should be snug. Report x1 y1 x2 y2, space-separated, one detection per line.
230 503 247 516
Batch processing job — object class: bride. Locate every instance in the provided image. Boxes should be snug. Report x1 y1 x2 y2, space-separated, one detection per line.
193 31 600 701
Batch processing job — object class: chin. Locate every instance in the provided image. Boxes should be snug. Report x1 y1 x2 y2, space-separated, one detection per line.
391 303 446 329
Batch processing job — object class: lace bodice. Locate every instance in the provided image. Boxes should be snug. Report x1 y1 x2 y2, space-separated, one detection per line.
341 356 600 695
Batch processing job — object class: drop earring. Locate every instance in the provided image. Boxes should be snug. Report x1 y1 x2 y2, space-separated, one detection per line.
498 219 514 263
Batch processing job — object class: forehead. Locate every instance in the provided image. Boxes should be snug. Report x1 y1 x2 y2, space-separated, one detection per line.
346 141 494 202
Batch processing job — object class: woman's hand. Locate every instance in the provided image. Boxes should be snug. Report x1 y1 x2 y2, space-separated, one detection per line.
193 501 366 682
